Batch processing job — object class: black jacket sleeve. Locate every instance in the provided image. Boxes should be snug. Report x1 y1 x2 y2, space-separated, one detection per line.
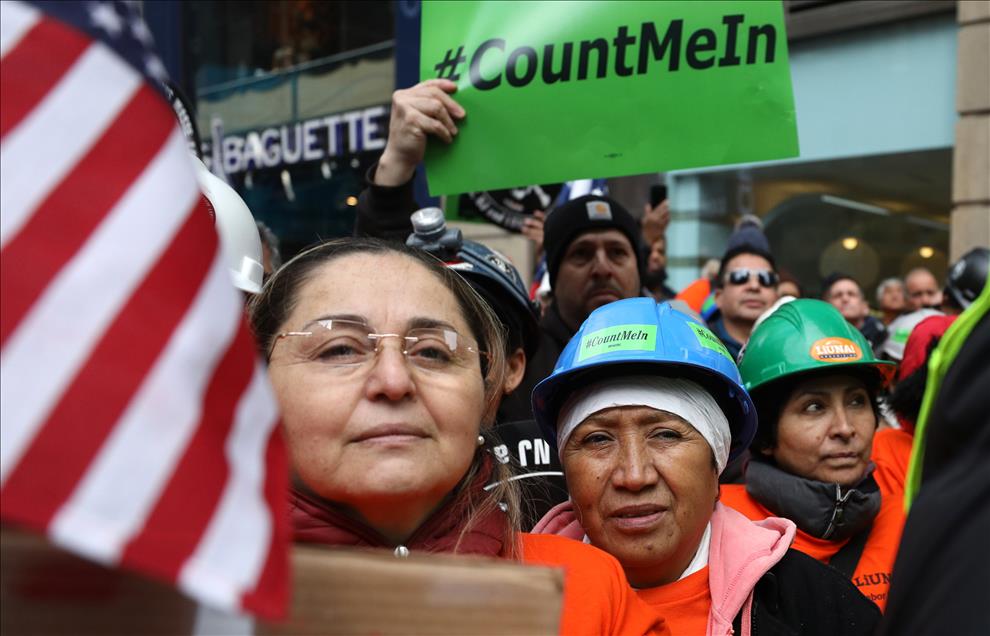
353 163 419 242
742 549 881 636
879 311 990 636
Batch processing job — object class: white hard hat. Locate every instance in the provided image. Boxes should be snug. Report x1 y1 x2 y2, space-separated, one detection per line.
880 308 943 361
192 158 264 294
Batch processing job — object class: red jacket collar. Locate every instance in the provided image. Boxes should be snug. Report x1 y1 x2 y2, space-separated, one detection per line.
289 459 508 557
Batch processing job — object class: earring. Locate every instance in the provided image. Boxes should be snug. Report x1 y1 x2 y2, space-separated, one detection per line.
477 434 485 447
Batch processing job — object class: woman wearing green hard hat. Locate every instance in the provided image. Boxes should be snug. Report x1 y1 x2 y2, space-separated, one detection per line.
533 297 880 636
722 298 903 612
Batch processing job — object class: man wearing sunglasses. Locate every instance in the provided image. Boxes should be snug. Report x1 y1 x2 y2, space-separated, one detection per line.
709 244 780 360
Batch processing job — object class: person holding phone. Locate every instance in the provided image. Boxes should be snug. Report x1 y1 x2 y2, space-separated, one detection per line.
642 185 676 301
642 184 670 246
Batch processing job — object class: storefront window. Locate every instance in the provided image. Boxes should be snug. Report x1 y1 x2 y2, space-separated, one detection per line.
184 1 394 86
764 192 949 298
182 1 395 259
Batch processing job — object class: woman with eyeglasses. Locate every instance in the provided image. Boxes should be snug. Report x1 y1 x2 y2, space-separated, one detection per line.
249 237 667 636
721 299 905 610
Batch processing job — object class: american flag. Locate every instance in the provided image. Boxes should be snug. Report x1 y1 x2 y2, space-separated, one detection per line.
0 0 289 619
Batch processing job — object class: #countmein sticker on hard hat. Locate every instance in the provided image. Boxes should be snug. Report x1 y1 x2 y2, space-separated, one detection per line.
687 322 733 361
809 337 863 363
578 324 656 362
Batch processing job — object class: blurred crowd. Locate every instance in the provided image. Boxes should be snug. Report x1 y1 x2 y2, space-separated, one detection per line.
5 2 987 633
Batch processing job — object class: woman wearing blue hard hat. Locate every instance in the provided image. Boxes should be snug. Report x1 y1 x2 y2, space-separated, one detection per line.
532 297 880 636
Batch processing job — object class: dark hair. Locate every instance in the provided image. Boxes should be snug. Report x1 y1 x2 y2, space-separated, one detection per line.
777 268 804 297
749 366 884 454
248 237 521 555
470 283 526 356
821 272 863 300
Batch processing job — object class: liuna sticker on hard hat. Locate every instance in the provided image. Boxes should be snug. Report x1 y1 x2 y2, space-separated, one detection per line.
810 337 863 362
578 324 656 362
687 322 733 361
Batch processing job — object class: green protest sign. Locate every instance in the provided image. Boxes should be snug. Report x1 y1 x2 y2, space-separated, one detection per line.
420 1 798 196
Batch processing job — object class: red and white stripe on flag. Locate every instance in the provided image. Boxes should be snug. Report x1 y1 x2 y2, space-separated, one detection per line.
0 1 289 619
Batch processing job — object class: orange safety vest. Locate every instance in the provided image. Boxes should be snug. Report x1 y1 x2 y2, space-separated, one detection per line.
720 484 904 611
871 427 913 502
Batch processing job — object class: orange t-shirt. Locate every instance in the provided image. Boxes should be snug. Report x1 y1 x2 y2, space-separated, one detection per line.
519 533 669 636
720 484 905 610
871 427 913 501
635 567 712 636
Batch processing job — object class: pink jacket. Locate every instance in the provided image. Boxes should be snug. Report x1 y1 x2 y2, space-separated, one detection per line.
533 501 796 636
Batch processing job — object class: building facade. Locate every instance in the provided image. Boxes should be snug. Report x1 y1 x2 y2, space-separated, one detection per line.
145 1 987 296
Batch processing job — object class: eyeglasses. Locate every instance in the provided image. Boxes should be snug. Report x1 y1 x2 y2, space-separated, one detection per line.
726 268 779 288
270 318 486 375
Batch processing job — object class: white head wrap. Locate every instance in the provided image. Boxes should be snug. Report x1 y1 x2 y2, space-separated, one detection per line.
557 375 732 474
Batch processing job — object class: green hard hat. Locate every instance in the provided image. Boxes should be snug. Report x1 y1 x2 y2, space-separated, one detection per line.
738 299 896 392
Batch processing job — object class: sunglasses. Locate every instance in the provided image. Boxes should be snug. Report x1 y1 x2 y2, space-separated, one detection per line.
726 268 779 288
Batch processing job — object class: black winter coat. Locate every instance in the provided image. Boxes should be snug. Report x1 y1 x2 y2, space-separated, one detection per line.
735 549 881 636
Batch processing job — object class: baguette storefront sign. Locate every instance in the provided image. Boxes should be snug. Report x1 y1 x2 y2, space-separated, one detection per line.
421 1 799 195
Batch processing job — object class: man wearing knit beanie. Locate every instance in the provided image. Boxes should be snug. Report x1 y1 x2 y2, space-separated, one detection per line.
708 215 779 360
516 194 646 413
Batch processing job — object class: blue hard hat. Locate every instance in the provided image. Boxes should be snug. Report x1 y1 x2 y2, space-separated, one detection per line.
532 297 757 460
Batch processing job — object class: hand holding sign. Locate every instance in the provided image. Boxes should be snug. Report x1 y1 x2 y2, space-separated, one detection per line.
421 1 798 195
376 79 466 186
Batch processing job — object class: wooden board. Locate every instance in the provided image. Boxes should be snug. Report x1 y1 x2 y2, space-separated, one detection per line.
1 528 563 635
